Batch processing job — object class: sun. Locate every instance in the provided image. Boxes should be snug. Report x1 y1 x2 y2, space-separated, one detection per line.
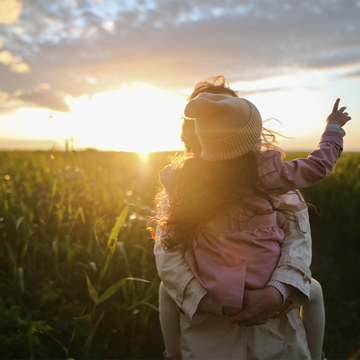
3 83 186 153
64 83 186 154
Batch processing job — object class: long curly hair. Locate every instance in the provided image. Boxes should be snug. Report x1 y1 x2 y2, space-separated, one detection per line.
149 76 301 251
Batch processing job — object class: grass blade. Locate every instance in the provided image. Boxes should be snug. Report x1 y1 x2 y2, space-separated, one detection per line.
97 277 151 305
85 273 98 304
43 328 69 356
107 205 129 246
83 311 105 357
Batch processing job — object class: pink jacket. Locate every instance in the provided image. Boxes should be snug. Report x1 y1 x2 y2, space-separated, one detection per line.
160 131 343 308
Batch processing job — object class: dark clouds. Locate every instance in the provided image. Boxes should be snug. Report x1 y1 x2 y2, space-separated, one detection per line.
0 0 359 113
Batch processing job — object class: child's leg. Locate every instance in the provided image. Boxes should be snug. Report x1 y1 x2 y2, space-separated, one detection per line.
300 279 325 360
159 282 181 358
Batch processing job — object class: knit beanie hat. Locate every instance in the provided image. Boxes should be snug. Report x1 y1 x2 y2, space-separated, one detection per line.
184 93 263 161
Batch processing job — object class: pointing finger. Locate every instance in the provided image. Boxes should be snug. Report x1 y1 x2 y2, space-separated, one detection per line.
332 98 340 113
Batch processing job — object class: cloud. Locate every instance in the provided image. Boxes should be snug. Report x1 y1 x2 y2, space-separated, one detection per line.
0 90 9 102
236 87 292 98
342 69 360 79
0 0 22 24
16 87 70 112
0 0 359 113
0 82 70 113
0 50 30 73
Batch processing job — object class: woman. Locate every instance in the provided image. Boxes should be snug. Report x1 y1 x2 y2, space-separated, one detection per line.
153 76 331 359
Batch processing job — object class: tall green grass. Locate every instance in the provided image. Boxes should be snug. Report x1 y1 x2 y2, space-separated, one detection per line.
285 152 360 359
0 149 359 359
0 149 170 359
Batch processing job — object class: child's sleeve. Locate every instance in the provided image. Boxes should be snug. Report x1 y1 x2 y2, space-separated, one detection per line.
264 131 343 190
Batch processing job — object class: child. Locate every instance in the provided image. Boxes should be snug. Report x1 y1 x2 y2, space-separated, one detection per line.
154 80 350 360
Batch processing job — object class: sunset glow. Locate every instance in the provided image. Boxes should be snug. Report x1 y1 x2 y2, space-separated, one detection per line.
0 84 185 153
0 2 359 358
1 77 360 153
0 0 359 152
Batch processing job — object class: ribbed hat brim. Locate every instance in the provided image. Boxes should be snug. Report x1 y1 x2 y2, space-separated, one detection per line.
200 118 262 161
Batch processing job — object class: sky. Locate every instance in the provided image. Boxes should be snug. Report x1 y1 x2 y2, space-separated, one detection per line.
0 0 359 153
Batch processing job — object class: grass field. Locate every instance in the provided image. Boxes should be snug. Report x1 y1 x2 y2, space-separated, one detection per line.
0 149 359 359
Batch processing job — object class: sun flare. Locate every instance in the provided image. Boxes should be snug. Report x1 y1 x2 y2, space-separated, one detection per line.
64 83 185 153
2 83 186 152
3 76 360 152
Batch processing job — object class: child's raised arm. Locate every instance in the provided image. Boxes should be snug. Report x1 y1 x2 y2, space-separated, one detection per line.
259 98 352 190
327 98 351 127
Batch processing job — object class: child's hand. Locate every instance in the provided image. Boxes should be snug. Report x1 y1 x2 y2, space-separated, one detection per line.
327 98 351 127
223 306 241 316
